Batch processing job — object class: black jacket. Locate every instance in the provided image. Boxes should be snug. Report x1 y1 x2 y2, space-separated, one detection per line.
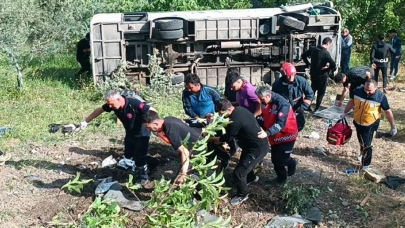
301 45 336 78
271 75 314 112
370 41 396 67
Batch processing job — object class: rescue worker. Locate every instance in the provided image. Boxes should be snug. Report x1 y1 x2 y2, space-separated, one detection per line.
256 85 299 184
271 62 314 131
210 99 269 206
301 37 337 112
341 28 353 74
80 90 159 185
227 71 262 117
75 32 91 77
370 33 396 93
334 65 376 106
388 29 402 79
142 110 202 184
341 79 397 170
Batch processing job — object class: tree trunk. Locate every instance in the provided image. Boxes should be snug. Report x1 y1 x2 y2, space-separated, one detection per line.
9 53 24 91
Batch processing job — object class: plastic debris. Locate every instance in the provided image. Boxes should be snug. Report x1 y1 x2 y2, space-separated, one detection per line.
95 177 119 194
102 155 117 168
264 215 312 228
309 131 320 140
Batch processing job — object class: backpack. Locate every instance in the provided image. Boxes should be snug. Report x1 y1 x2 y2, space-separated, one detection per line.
327 117 352 145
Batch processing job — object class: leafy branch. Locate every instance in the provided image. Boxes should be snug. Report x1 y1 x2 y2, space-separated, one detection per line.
61 172 93 193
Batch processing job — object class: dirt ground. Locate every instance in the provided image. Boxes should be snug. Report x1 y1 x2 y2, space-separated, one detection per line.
1 83 405 228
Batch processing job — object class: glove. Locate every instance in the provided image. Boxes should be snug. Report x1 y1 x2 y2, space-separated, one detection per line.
390 126 397 136
340 113 346 119
80 120 88 129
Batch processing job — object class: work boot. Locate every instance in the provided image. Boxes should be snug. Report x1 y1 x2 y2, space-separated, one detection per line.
287 158 298 176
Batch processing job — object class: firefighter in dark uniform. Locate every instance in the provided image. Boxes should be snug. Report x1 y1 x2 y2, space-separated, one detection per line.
256 86 299 184
272 62 314 132
370 33 396 93
75 32 91 77
301 37 336 112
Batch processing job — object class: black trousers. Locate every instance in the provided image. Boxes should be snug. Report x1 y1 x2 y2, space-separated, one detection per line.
374 66 388 89
233 144 268 196
296 110 306 132
354 120 380 167
77 59 91 74
271 141 296 182
311 76 328 111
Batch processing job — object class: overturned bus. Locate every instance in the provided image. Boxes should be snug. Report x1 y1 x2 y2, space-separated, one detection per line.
90 1 341 87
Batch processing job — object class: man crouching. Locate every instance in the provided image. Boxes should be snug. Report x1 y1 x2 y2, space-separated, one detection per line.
210 99 269 206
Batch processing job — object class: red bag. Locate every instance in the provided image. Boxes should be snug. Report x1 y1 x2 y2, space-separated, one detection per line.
327 118 352 145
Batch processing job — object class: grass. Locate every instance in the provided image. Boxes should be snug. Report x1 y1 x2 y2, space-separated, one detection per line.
0 54 184 151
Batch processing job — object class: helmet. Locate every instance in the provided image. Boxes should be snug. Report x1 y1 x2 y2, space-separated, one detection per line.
280 62 297 77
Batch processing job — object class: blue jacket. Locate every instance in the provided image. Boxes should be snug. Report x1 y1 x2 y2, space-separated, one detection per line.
391 35 402 56
271 75 314 111
182 85 221 118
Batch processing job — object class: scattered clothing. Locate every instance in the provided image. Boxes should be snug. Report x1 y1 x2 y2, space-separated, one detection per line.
384 176 405 190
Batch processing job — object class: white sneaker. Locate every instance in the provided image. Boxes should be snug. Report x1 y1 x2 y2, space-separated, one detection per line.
362 165 370 170
117 157 135 170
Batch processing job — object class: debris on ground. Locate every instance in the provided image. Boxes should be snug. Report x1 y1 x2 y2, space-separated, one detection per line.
95 177 118 194
49 123 81 134
195 210 226 227
264 215 312 228
308 132 320 140
313 146 327 155
103 183 143 211
304 207 322 224
360 193 371 207
341 201 350 207
363 168 386 183
384 176 405 190
102 155 117 168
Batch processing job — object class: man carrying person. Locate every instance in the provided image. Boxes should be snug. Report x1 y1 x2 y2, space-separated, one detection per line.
75 32 91 77
370 33 396 93
256 86 299 184
210 99 269 206
334 65 376 106
226 71 262 117
271 62 314 131
80 90 159 185
142 110 202 184
341 79 397 170
388 29 402 80
301 37 337 112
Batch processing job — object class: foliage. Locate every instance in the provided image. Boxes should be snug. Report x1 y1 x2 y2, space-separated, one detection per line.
282 182 320 215
141 0 252 11
61 172 93 193
96 61 135 96
133 113 236 228
81 196 129 228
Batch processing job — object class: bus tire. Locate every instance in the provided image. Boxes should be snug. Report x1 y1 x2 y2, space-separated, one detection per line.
278 15 306 31
155 29 184 40
155 19 183 31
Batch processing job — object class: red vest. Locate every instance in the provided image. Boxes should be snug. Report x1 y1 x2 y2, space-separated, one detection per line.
262 103 298 145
